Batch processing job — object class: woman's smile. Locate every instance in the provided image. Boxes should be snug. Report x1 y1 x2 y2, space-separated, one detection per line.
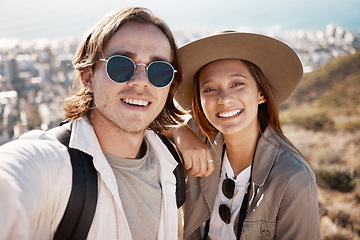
216 109 243 118
199 59 263 136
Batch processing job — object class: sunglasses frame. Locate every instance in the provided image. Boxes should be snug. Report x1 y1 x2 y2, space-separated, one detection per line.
219 176 236 224
99 55 177 88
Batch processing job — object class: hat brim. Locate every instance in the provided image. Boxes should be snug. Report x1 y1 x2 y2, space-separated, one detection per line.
175 32 303 110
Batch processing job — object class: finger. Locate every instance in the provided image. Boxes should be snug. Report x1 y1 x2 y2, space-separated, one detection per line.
189 155 200 175
204 160 215 177
196 153 210 177
203 151 215 177
183 153 192 170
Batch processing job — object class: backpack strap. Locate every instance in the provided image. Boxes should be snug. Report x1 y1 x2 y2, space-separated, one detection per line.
50 126 98 240
49 126 185 239
157 134 186 208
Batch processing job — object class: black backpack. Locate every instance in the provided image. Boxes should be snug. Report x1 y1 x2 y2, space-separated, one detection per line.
49 125 186 240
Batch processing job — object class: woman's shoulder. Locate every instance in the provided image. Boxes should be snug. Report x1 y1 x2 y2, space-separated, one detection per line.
260 127 317 190
262 127 315 181
265 142 317 204
275 145 315 180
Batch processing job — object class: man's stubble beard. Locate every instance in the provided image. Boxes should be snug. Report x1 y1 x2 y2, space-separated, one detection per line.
92 104 148 136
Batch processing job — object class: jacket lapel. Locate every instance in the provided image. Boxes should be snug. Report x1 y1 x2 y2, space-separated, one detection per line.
199 133 224 215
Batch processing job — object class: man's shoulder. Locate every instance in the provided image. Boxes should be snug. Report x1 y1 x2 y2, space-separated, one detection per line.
2 129 59 148
0 128 69 164
20 128 57 140
0 128 72 190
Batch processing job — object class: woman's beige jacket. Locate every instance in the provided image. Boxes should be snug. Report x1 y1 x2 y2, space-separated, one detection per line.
183 127 321 240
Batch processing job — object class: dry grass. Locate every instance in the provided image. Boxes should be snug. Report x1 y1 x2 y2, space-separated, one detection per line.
279 51 360 239
283 125 360 171
314 164 357 192
321 216 359 240
319 186 360 240
283 124 360 239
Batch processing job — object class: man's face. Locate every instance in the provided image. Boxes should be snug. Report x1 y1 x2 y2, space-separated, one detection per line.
88 22 172 134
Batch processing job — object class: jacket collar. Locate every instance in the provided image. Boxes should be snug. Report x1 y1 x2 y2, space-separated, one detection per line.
199 133 224 212
251 127 278 186
70 117 179 239
199 127 279 209
70 117 124 209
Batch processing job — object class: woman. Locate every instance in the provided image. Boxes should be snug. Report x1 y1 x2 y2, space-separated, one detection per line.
170 32 321 239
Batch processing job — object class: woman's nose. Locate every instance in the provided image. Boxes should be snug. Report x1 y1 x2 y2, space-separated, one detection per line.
217 91 234 105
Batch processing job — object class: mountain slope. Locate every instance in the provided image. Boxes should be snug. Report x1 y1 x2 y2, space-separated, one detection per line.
282 51 360 111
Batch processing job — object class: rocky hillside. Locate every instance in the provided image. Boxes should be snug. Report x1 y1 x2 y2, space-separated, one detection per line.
279 51 360 240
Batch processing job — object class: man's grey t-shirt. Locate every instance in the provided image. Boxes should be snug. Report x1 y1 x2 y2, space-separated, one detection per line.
103 137 161 240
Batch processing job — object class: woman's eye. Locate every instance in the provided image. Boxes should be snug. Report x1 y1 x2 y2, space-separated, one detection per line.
232 82 244 87
203 88 216 93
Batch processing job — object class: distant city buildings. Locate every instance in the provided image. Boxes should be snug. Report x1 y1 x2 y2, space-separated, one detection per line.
280 24 360 72
0 24 359 144
0 38 77 143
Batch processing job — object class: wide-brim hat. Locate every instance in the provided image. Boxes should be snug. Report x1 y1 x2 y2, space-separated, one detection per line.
175 32 303 110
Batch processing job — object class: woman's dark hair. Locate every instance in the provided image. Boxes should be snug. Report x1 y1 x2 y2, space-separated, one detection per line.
192 59 304 157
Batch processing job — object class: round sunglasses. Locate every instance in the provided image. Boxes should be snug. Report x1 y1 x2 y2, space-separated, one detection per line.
99 55 176 88
219 177 236 224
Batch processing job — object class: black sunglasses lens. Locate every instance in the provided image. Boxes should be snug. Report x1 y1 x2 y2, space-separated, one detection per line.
222 178 235 199
219 204 231 224
107 56 134 83
147 62 174 87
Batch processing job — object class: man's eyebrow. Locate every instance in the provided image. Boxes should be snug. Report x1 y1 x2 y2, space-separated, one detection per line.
104 51 170 63
104 51 134 59
150 56 170 62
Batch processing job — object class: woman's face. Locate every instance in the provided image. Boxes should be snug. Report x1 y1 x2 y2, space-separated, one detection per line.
198 59 264 137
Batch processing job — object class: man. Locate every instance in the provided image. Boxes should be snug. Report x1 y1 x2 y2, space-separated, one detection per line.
0 7 184 240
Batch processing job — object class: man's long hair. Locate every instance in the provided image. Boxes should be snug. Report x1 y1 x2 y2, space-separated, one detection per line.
63 7 184 132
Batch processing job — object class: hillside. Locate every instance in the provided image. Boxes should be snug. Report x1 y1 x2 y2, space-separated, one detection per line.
282 51 360 111
280 51 360 133
279 51 360 239
317 72 360 113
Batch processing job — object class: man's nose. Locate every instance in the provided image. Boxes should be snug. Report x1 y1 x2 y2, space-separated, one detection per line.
127 63 150 88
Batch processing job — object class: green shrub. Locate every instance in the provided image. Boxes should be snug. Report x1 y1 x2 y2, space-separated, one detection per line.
323 232 354 240
336 121 360 132
313 147 342 164
280 109 334 131
314 164 358 192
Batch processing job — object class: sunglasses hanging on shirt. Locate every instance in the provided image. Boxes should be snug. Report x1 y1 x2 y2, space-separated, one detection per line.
219 174 236 224
99 55 176 88
203 144 254 240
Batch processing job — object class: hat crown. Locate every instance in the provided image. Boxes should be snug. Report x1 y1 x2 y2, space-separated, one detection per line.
175 32 303 110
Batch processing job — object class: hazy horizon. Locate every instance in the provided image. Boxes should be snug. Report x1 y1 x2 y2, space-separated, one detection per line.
0 0 359 39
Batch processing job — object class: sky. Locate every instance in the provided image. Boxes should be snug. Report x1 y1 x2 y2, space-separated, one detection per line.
0 0 359 39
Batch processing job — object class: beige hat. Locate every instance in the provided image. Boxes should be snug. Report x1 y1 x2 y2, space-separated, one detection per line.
175 32 303 110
